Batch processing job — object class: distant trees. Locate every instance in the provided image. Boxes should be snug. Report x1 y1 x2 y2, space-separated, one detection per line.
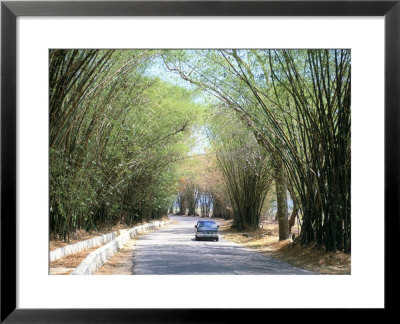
176 192 186 215
49 49 200 240
199 191 213 218
177 177 200 216
208 106 273 230
175 151 232 219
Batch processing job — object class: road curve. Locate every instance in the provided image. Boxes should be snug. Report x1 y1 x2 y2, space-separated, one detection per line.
133 215 313 275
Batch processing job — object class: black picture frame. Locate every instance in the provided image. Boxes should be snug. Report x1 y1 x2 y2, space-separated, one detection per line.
1 0 398 322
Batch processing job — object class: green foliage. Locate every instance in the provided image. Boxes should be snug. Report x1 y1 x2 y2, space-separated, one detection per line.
208 106 273 230
50 49 351 254
49 50 200 239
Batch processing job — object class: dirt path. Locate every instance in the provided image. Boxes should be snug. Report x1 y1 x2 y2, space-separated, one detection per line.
50 246 100 275
95 238 137 275
220 218 351 274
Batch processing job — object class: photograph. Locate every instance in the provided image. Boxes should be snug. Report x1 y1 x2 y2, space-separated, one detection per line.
2 0 396 319
49 49 351 276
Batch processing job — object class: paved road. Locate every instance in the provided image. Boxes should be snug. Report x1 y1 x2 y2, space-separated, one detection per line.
133 215 313 275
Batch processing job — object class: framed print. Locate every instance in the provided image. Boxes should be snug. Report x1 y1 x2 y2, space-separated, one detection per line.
1 0 398 322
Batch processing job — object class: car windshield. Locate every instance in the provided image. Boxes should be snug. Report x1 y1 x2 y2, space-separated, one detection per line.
198 221 218 229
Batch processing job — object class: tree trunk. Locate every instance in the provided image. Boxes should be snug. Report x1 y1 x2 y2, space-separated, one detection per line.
177 193 186 215
288 206 298 234
274 153 289 241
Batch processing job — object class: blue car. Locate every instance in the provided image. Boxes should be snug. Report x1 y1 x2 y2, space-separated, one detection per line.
194 220 219 241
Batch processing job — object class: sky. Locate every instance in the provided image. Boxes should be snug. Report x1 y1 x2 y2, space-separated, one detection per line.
144 56 192 89
145 56 211 155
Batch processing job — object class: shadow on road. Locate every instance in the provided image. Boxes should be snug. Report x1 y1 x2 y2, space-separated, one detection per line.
133 216 314 275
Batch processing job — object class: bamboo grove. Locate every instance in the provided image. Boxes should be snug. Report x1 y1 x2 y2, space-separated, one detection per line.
49 49 200 240
50 49 351 253
164 49 351 252
209 107 273 230
175 155 230 220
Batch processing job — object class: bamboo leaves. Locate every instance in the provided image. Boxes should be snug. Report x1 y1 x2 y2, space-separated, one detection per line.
49 50 200 239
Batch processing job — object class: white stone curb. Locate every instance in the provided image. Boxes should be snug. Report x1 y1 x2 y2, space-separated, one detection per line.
50 230 126 262
70 220 173 275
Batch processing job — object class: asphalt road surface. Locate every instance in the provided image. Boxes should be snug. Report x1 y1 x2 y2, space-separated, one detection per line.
133 215 313 275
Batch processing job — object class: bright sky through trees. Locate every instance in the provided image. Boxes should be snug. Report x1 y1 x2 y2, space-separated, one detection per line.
145 57 211 155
